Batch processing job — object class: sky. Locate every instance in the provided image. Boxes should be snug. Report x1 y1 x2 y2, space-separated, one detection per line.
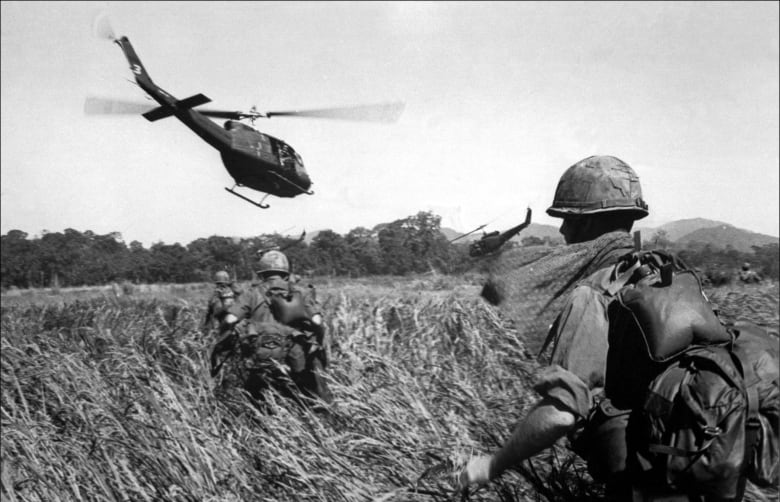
2 1 778 246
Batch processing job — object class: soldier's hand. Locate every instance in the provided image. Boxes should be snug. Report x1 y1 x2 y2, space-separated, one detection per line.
458 455 493 489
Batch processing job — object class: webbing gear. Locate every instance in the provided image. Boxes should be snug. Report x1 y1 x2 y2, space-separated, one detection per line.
732 342 762 499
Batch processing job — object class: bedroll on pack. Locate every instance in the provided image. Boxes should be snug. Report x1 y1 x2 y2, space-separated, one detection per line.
240 321 298 369
595 247 778 500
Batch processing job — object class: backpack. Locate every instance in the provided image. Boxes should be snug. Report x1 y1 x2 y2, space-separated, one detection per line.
268 288 310 325
582 242 778 500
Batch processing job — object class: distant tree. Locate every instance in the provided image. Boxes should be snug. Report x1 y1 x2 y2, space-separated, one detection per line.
310 230 355 275
86 232 129 284
1 230 40 288
148 242 196 282
126 240 151 283
751 243 779 280
345 227 382 275
377 211 450 275
649 229 672 250
188 236 243 281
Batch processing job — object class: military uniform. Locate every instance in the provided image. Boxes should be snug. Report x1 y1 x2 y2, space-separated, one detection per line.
218 276 332 403
204 282 242 330
739 264 762 284
459 156 779 500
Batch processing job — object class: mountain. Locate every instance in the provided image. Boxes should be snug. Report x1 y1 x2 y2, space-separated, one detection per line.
676 226 778 253
306 218 776 251
636 218 727 242
636 218 777 252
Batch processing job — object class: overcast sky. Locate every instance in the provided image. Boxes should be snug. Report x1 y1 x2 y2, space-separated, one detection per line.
2 1 778 246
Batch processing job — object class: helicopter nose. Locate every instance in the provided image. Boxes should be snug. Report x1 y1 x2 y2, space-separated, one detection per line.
295 164 311 188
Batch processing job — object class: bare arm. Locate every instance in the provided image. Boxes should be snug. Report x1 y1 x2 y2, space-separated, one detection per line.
462 397 576 486
490 398 576 477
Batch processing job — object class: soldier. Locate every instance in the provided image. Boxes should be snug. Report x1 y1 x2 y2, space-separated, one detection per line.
214 250 332 404
739 262 762 284
457 156 778 500
204 270 242 332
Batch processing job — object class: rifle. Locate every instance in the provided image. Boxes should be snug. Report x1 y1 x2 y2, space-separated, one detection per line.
210 328 238 377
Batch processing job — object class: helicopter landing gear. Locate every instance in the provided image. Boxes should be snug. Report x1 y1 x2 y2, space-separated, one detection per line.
225 185 271 209
268 171 314 195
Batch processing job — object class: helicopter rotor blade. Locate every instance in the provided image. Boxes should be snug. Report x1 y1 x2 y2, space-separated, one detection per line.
85 98 253 121
265 101 405 123
84 96 154 115
450 224 487 243
197 109 251 120
85 97 405 123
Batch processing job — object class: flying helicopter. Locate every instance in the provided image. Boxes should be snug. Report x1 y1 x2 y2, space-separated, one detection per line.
257 230 307 256
465 207 533 257
86 25 404 209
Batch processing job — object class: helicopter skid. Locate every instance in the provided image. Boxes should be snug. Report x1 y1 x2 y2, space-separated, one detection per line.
268 171 314 195
225 186 270 209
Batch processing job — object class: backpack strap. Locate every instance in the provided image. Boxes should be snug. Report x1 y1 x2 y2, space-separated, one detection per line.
731 342 761 499
732 343 761 444
606 257 642 296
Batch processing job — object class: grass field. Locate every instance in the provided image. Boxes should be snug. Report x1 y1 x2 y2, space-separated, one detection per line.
2 277 778 501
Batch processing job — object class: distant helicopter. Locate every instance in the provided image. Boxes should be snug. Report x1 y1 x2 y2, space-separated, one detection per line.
460 208 533 257
86 26 404 209
257 230 307 256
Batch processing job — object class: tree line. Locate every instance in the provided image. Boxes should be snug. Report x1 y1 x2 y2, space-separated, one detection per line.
2 214 777 289
1 212 471 289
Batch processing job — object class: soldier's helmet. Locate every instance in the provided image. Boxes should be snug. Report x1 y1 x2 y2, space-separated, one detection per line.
214 270 230 284
547 155 649 221
742 262 751 271
257 250 290 277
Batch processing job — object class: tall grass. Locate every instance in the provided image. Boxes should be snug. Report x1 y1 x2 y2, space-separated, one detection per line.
2 280 776 501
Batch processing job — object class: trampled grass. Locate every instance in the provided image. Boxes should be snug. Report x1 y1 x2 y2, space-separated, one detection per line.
1 279 777 501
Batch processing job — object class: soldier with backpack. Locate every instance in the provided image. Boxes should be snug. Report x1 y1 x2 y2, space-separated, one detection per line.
458 156 779 501
211 250 333 405
203 270 242 332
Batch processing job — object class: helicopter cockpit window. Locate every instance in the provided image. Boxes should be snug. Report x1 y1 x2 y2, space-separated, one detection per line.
277 144 297 170
294 152 303 166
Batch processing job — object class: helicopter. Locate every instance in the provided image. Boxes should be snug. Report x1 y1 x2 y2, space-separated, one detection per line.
462 207 533 257
86 31 404 209
257 230 307 256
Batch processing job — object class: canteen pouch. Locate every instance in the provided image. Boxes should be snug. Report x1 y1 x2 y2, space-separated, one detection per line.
269 290 310 325
573 398 631 482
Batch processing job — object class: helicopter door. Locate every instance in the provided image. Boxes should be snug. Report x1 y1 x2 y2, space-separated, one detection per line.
253 134 276 163
229 126 276 163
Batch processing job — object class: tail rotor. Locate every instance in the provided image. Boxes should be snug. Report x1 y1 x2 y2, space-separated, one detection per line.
93 11 117 41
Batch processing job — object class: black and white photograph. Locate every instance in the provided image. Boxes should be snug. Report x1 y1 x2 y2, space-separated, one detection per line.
2 2 778 501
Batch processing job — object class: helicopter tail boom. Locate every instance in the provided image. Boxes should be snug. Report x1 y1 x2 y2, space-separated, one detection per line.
115 36 190 116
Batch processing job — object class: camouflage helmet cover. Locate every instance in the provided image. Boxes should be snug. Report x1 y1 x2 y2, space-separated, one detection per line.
742 262 751 271
547 155 649 220
214 270 230 284
257 250 290 276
